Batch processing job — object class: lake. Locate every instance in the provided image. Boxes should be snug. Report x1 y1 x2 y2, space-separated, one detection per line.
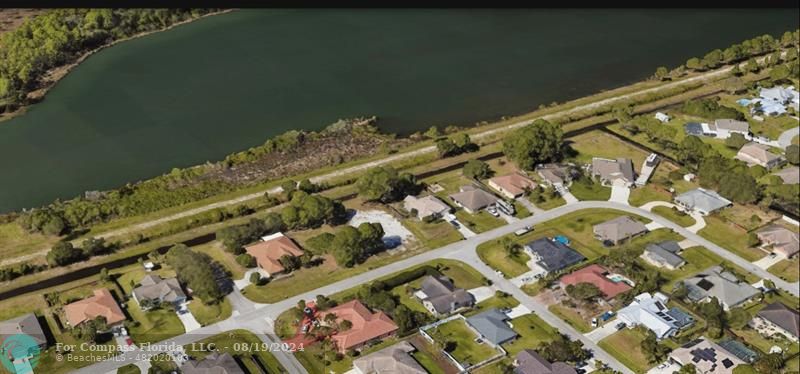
0 9 797 213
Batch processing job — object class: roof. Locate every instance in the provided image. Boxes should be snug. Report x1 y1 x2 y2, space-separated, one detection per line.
756 225 799 258
760 86 799 103
403 195 450 218
773 167 800 185
735 142 782 166
560 264 632 299
617 293 679 339
64 288 126 327
419 275 473 315
489 173 537 197
320 300 398 351
448 186 498 211
684 122 704 136
524 238 586 272
465 308 518 345
644 241 686 268
682 266 760 308
593 216 648 243
352 341 426 374
244 232 304 274
714 119 750 132
181 352 245 374
674 188 732 213
756 302 799 338
670 338 744 374
591 157 635 184
718 339 758 363
536 164 573 185
132 275 186 303
0 313 47 347
514 349 577 374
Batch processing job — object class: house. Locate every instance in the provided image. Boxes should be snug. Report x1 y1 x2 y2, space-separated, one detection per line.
680 266 760 310
559 264 632 300
591 157 636 187
448 185 498 214
655 112 670 123
181 352 245 374
64 288 126 328
523 238 586 274
641 241 686 270
773 166 800 185
319 300 399 353
753 86 800 116
513 349 576 374
0 313 48 351
713 119 750 139
669 337 744 374
465 308 518 347
132 275 187 310
756 224 799 258
416 275 474 317
536 164 574 186
352 341 427 374
592 216 648 245
488 172 537 199
244 232 305 277
617 292 693 340
674 188 732 215
684 122 705 137
402 195 450 220
749 302 799 343
735 142 785 169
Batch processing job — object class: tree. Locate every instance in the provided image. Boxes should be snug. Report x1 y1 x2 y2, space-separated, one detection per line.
747 232 761 247
99 267 112 282
436 138 460 158
686 57 705 71
565 283 602 302
640 329 670 364
770 64 791 82
306 232 335 255
725 133 748 149
748 165 767 179
538 335 589 363
82 237 112 257
332 226 365 267
754 353 784 373
165 244 226 302
727 308 751 329
357 222 385 254
424 126 441 139
703 49 723 68
699 297 725 338
672 282 689 300
718 172 759 204
249 272 262 285
278 254 301 273
236 253 257 268
502 119 564 170
612 103 635 124
356 166 419 203
315 295 336 310
744 58 760 74
41 215 66 236
730 64 742 77
339 319 352 331
786 144 799 165
462 159 492 180
46 241 83 266
676 364 697 374
654 66 669 80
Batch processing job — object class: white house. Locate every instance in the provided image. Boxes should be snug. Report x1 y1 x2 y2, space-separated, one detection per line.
654 112 670 123
617 292 691 340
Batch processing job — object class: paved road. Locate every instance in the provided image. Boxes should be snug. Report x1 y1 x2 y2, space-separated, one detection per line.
77 200 799 374
777 126 799 149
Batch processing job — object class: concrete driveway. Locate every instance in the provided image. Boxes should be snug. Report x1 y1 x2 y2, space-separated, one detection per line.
609 181 630 204
778 126 799 149
177 304 201 332
443 213 476 238
646 361 682 374
554 183 579 204
753 253 784 270
585 321 621 343
468 286 495 303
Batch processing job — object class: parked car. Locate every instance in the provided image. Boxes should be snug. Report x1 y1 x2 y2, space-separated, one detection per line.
514 226 533 236
449 220 460 228
615 322 626 330
487 206 500 217
125 338 133 346
600 311 615 321
591 318 598 327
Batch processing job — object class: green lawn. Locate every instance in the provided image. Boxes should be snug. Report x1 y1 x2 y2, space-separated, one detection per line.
476 239 531 278
193 242 247 280
149 353 178 373
598 329 652 374
0 221 59 261
454 210 505 233
535 193 567 210
411 349 446 374
502 314 561 356
116 364 140 374
471 294 520 314
549 304 591 333
513 201 532 218
187 298 232 326
568 130 650 167
183 329 286 373
768 259 800 283
402 218 464 249
651 206 696 227
126 301 185 345
569 179 611 201
629 184 672 207
428 318 499 366
698 215 766 261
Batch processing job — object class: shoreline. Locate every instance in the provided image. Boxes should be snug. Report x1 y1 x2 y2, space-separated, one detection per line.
0 9 235 123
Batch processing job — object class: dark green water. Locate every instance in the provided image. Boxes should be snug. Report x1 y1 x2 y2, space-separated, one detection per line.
1 9 797 212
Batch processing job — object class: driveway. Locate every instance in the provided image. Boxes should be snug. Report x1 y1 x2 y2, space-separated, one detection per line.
778 126 799 149
518 197 545 214
753 254 784 270
609 181 630 205
646 361 682 374
639 201 705 233
467 286 495 303
506 304 531 319
585 321 620 343
177 304 201 332
554 183 579 204
443 213 476 238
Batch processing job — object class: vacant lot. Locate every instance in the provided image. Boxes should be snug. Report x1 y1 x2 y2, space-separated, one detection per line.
402 218 463 249
476 240 531 278
652 206 695 227
699 215 766 261
599 328 652 373
768 259 800 283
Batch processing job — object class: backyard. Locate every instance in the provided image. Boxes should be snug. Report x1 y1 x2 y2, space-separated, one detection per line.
426 318 500 367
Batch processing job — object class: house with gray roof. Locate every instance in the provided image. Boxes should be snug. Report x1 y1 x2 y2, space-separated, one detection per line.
718 339 758 363
352 341 427 374
465 309 518 347
680 266 760 310
749 302 799 343
132 274 187 310
403 195 451 220
593 216 648 245
735 142 785 169
641 241 686 270
536 164 575 186
773 167 800 185
513 349 576 374
0 313 47 351
523 238 586 274
756 225 799 259
674 188 732 216
416 275 474 317
591 157 636 187
448 185 498 214
181 352 244 374
713 119 750 139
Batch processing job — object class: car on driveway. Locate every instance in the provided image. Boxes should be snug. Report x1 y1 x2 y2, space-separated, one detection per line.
449 220 460 228
125 338 133 346
615 322 626 330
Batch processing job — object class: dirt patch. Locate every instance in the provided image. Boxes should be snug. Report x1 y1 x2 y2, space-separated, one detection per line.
0 9 45 36
348 209 416 249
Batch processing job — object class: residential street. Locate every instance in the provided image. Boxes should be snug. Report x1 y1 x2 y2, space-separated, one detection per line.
77 200 800 374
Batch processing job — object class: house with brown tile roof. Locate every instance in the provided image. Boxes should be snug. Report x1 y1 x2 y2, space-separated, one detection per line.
244 232 304 277
488 172 537 199
63 288 126 328
593 216 648 245
319 300 399 353
591 158 636 187
448 185 498 214
536 164 574 186
559 264 633 300
132 275 187 310
749 302 799 343
735 142 785 169
756 225 799 258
